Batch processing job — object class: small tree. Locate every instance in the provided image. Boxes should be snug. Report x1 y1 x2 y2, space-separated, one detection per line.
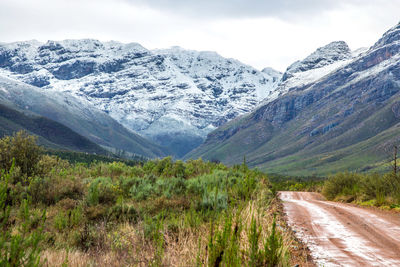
0 131 42 178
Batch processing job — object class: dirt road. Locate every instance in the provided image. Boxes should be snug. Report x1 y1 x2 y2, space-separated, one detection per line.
279 191 400 267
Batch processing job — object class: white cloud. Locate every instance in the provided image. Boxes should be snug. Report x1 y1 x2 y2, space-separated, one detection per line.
0 0 399 71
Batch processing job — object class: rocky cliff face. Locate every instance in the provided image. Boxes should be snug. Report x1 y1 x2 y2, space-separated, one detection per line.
0 40 281 156
188 22 400 175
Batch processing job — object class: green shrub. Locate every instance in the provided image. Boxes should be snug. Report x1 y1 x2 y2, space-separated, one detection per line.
87 177 119 205
107 161 126 177
74 222 108 252
36 155 70 177
85 205 109 221
234 173 259 201
247 215 287 267
263 216 287 266
119 174 156 198
155 177 186 198
207 214 242 267
171 160 186 178
0 165 45 266
129 178 155 201
54 205 83 231
154 156 173 176
0 131 42 179
201 188 228 211
119 176 141 197
186 170 229 195
322 173 361 200
108 203 139 223
360 173 400 205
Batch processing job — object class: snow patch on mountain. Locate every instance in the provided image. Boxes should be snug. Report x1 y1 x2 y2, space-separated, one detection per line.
283 41 352 79
0 40 281 156
259 41 361 105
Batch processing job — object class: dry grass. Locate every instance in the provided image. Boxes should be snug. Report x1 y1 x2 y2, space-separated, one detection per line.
42 190 312 267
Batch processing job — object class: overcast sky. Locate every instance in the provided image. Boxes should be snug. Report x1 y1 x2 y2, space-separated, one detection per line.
0 0 399 71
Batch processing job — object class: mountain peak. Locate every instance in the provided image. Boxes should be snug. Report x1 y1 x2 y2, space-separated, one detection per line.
261 67 282 83
372 21 400 49
282 41 351 81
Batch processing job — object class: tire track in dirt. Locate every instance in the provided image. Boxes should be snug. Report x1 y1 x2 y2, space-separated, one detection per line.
279 191 400 267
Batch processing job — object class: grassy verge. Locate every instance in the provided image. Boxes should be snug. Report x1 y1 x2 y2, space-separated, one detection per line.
321 172 400 211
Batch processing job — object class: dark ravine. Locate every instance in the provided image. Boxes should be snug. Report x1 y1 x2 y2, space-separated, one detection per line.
187 22 400 176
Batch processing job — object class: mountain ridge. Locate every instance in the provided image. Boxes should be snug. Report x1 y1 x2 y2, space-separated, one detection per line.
0 102 109 154
0 40 281 156
187 22 400 175
0 74 166 158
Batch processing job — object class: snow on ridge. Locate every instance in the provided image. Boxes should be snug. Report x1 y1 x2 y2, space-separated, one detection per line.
283 58 353 90
0 39 281 144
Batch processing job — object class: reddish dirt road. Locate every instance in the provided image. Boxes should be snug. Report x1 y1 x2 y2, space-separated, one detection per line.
279 191 400 267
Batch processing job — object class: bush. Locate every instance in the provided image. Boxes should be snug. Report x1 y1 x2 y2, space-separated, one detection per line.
53 205 83 231
322 173 361 200
200 188 228 211
360 173 400 205
85 205 109 221
36 155 70 176
0 131 42 179
186 170 229 195
29 176 84 205
207 214 242 266
155 177 186 198
248 215 287 266
129 178 155 201
108 203 139 223
74 222 108 252
322 172 400 206
87 177 120 206
107 162 126 177
0 165 45 266
119 176 142 197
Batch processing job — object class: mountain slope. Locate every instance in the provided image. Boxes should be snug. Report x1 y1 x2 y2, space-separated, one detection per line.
0 75 166 158
187 22 400 176
0 103 108 153
0 41 281 156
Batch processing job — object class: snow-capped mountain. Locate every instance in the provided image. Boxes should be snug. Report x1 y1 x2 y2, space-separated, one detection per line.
260 41 359 105
283 41 352 79
0 40 281 156
188 22 400 175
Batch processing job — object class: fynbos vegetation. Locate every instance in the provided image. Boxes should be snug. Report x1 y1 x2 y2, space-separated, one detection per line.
322 172 400 208
0 131 291 266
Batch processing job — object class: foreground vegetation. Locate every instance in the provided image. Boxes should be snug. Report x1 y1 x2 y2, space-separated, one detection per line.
0 131 296 266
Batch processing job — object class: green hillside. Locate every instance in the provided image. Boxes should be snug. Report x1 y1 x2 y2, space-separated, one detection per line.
0 76 167 158
0 103 109 154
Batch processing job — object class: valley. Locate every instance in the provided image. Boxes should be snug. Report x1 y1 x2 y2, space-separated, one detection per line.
1 22 399 177
189 22 400 176
0 6 399 266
